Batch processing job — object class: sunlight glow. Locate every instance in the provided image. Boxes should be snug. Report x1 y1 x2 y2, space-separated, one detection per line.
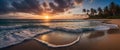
45 16 49 19
43 15 51 22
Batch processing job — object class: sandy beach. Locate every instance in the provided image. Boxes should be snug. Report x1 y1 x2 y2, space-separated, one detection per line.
1 19 120 50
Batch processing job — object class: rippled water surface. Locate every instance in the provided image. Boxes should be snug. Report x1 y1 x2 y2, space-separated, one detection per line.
0 19 118 48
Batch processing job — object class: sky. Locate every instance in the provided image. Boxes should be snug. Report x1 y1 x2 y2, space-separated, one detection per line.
0 0 120 19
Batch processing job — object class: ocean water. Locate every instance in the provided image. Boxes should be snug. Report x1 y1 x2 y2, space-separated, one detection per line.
0 19 118 48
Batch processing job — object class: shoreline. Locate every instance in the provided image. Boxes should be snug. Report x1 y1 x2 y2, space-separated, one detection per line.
1 19 120 50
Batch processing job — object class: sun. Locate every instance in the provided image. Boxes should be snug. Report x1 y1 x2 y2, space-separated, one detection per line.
43 15 50 22
44 16 49 19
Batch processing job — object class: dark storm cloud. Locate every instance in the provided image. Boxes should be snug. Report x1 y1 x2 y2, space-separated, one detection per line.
54 0 67 8
0 0 10 14
12 0 43 14
0 0 87 15
0 0 43 14
49 2 57 10
48 0 74 13
49 2 64 13
42 2 48 8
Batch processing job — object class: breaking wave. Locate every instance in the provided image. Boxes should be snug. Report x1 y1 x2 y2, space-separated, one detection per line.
0 23 119 48
0 25 52 48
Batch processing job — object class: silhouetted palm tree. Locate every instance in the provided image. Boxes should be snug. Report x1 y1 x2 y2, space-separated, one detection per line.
93 9 97 15
84 2 120 18
109 2 116 16
115 5 120 15
98 7 103 15
82 9 86 13
86 10 90 15
90 8 95 16
104 6 109 16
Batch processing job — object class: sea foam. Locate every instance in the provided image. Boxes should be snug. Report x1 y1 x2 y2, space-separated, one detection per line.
0 21 119 48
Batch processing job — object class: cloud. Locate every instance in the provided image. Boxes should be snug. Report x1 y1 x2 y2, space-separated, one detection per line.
0 12 43 19
48 0 74 14
74 0 83 5
0 0 43 15
0 0 10 14
42 2 48 8
0 0 87 15
12 0 43 14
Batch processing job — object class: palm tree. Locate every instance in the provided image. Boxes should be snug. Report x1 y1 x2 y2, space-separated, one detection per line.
93 9 97 15
86 10 90 15
82 9 86 14
104 6 109 16
90 8 95 16
115 5 120 15
98 7 103 15
109 2 116 16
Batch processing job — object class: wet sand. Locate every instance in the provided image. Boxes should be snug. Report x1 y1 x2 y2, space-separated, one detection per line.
1 19 120 50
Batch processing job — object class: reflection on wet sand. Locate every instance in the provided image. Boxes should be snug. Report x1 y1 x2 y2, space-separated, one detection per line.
88 31 105 39
35 29 118 47
89 30 120 50
3 28 120 50
35 31 80 47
